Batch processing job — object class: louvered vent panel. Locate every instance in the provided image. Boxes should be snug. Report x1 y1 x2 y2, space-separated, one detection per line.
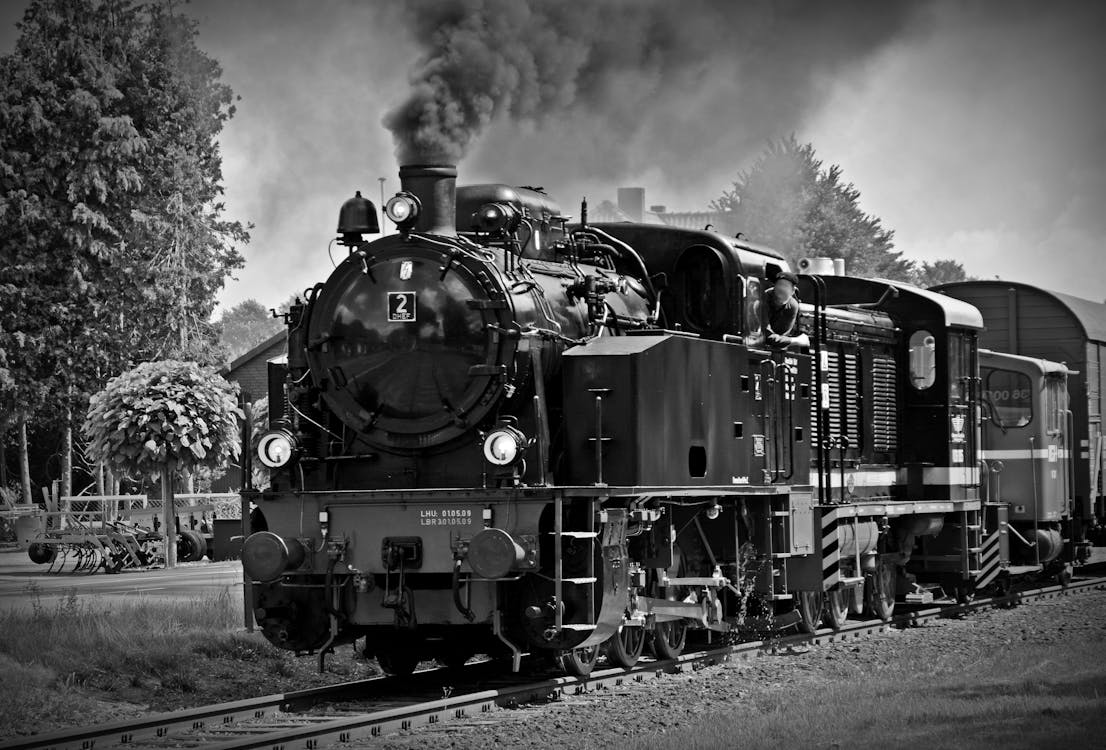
811 351 842 446
843 352 860 444
871 355 898 452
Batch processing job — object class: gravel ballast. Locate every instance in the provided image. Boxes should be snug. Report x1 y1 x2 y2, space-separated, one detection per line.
360 588 1106 750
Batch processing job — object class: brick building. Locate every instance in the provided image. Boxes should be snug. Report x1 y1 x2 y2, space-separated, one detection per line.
211 332 284 492
219 332 285 404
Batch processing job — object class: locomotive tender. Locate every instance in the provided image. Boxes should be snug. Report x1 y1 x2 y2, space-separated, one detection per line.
240 164 1092 676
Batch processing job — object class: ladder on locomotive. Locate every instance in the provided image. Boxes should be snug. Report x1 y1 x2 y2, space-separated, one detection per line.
953 507 986 580
761 494 795 602
552 494 598 633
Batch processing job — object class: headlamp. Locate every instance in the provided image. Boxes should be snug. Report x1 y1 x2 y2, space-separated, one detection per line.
257 428 298 468
482 425 527 466
473 202 520 234
384 192 421 227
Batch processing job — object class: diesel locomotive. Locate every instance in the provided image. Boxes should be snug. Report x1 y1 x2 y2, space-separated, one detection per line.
239 163 1094 676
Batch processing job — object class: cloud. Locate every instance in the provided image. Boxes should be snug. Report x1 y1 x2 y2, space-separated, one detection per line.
2 1 1101 308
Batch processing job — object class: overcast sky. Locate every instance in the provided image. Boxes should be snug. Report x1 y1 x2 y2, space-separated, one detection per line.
2 1 1103 311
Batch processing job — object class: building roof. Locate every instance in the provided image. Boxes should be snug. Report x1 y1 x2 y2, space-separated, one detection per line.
219 331 284 377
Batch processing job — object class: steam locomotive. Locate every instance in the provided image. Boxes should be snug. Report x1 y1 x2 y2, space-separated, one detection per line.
239 163 1095 677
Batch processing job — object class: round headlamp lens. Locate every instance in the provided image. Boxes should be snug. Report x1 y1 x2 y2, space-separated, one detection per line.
483 429 521 465
258 430 295 468
385 194 420 225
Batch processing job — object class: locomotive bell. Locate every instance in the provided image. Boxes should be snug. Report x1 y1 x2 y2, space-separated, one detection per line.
337 190 380 246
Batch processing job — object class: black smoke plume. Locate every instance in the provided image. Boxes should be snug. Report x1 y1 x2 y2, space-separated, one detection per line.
384 0 919 170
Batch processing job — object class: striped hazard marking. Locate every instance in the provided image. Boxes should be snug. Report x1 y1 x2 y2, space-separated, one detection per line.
975 528 1004 588
822 508 840 588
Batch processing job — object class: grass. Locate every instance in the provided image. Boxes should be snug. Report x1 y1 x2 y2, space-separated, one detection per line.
632 637 1106 750
0 583 308 739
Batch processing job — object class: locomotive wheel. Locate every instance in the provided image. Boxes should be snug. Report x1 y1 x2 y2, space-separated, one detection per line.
436 653 470 670
649 545 689 660
605 625 646 668
823 588 850 630
651 620 688 660
795 590 825 634
942 575 975 604
993 574 1016 608
376 648 421 677
434 645 473 670
557 644 601 677
866 560 896 622
954 583 975 604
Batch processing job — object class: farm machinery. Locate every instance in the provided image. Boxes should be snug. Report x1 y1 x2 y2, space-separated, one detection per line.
10 494 236 574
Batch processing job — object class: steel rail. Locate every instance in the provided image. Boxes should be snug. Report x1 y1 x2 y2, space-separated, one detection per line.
7 575 1105 750
0 671 413 750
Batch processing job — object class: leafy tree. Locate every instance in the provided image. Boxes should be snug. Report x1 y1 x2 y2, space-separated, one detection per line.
713 136 913 281
915 259 971 288
82 360 241 566
218 299 284 360
0 0 246 500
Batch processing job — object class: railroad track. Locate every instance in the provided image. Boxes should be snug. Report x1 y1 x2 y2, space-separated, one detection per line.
7 574 1106 750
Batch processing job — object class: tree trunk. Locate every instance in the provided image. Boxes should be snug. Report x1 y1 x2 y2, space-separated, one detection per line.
162 464 176 568
18 417 32 505
0 436 8 488
96 462 105 496
61 415 72 501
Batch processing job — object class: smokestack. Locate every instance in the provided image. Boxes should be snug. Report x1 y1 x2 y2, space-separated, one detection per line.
399 164 457 236
617 187 644 223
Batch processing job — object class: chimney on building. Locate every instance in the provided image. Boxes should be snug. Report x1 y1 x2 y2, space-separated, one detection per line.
617 187 645 223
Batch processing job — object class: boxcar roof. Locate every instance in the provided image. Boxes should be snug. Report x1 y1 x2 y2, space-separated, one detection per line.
979 348 1075 377
933 280 1106 344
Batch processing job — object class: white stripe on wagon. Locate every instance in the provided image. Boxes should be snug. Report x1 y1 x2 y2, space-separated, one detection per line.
980 449 1071 460
808 470 899 488
918 466 980 485
811 467 982 487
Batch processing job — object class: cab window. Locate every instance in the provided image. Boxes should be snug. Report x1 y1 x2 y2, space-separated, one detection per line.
742 276 764 346
1045 376 1067 436
678 247 728 333
908 330 936 390
947 333 973 402
983 368 1032 428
